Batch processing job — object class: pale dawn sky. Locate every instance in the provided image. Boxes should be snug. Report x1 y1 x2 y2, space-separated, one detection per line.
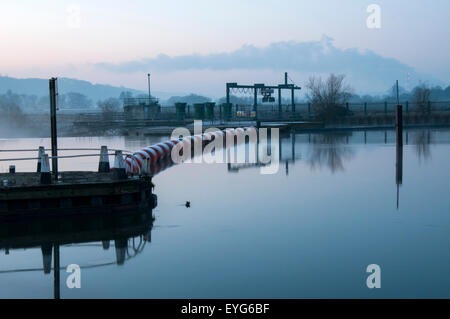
0 0 449 96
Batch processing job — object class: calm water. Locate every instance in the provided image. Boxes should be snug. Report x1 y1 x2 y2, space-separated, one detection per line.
1 129 450 298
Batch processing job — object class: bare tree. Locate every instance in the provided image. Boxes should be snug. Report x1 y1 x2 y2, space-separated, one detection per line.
412 84 431 114
98 98 121 120
305 74 353 121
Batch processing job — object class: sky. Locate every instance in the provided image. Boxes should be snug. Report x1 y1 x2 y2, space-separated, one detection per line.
0 0 449 97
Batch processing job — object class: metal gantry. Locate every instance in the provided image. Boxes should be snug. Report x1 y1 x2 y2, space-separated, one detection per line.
226 72 302 115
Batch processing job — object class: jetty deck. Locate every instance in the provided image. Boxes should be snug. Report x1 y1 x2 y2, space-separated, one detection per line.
0 171 155 219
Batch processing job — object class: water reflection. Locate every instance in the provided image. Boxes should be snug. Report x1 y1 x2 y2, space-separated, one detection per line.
412 130 432 162
306 132 355 173
0 202 156 299
226 129 439 175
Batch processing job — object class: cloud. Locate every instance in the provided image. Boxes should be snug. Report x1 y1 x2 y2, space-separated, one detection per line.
94 36 443 94
96 36 409 73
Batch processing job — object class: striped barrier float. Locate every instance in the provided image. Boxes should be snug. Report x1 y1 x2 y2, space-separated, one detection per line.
123 127 257 175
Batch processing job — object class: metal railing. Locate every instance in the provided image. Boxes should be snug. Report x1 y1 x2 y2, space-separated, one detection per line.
64 100 450 125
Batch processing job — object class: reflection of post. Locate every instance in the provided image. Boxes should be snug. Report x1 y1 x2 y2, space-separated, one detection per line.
41 244 52 274
396 104 403 148
102 240 110 250
279 135 282 162
395 104 403 210
115 239 127 265
291 132 295 162
396 141 403 210
54 244 60 299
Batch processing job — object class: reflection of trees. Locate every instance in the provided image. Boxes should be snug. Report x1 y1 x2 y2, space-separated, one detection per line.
307 133 354 173
413 130 432 162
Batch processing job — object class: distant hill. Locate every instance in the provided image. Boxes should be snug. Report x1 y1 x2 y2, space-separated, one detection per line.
0 76 180 104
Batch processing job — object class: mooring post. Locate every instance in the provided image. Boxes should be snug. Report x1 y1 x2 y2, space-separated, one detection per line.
49 78 58 181
113 150 127 180
278 88 282 119
395 80 403 148
37 146 45 172
98 146 110 172
291 88 295 113
396 99 404 210
40 154 52 185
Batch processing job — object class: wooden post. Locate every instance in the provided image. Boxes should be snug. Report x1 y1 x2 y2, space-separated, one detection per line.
253 87 257 113
278 88 282 119
49 78 58 181
291 88 295 113
395 102 403 209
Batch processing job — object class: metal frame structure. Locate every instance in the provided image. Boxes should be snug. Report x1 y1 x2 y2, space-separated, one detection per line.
226 72 302 115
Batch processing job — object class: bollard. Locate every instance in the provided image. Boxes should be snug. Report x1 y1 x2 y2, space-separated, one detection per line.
113 150 127 180
98 146 110 172
193 103 205 120
205 102 215 121
36 146 45 172
9 165 15 174
175 102 187 121
223 103 232 121
40 154 52 185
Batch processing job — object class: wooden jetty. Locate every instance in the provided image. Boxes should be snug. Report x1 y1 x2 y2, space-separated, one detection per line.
0 171 155 220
